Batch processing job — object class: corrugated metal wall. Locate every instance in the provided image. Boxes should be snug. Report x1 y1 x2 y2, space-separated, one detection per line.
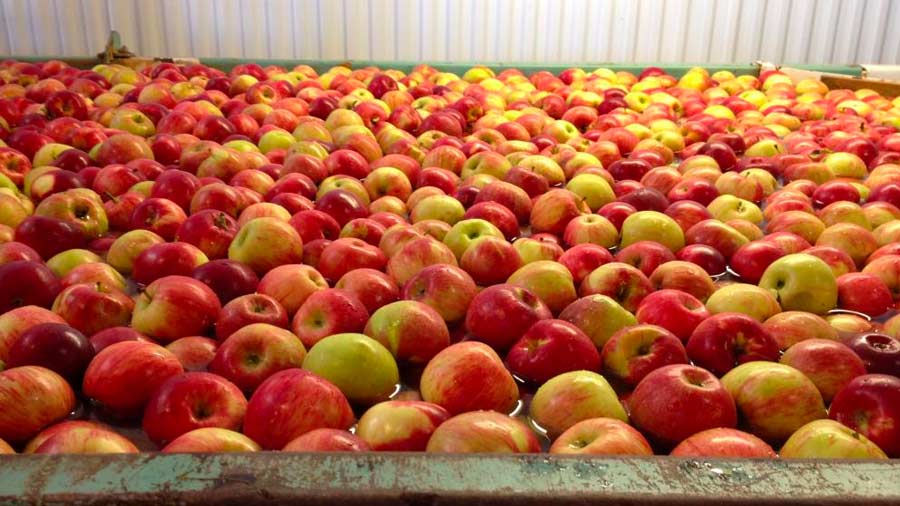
1 0 899 64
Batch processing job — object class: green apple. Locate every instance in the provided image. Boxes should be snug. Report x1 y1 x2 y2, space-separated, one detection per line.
721 361 826 442
507 260 577 314
566 174 615 212
758 253 837 314
223 139 261 153
258 129 296 154
46 249 103 278
302 333 400 405
620 211 685 252
106 230 166 274
512 237 562 264
780 419 888 459
410 195 465 225
823 152 867 179
32 143 75 168
706 283 781 321
442 219 504 259
707 195 763 224
743 139 785 158
228 217 304 274
529 370 627 438
559 294 638 349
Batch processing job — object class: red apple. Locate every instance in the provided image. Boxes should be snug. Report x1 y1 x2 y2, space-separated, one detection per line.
669 428 776 458
131 275 221 342
425 410 540 453
629 364 737 448
505 319 601 384
830 374 900 457
191 259 259 304
420 341 519 415
242 368 354 450
549 417 653 456
0 366 76 443
634 289 709 341
282 428 370 452
686 312 781 376
166 336 218 372
215 293 289 341
142 372 247 446
82 340 184 419
210 323 307 392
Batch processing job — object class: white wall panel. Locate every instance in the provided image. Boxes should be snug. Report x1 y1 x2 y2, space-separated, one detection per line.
1 0 898 64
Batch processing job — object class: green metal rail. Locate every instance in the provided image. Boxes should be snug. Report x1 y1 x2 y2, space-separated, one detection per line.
0 452 898 505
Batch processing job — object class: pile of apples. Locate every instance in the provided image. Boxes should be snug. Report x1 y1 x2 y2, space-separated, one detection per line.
1 59 900 460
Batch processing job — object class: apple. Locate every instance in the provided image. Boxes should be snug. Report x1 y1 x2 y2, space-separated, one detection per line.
191 259 259 304
131 241 209 285
425 410 540 454
334 268 399 314
0 366 76 443
836 273 894 317
780 419 887 459
166 336 218 372
669 428 776 458
464 284 552 350
529 189 589 236
280 428 369 452
317 237 387 282
175 210 239 260
730 241 785 284
14 215 88 260
676 244 727 276
0 242 42 265
242 368 354 450
629 364 737 447
227 217 304 275
506 260 577 314
705 283 782 322
82 340 184 419
215 293 289 341
364 300 450 365
301 332 399 405
779 338 866 403
132 275 221 342
829 374 900 457
549 417 653 456
619 210 685 252
400 264 477 324
505 319 600 384
142 372 247 446
420 341 518 415
843 333 900 377
0 305 67 366
291 289 369 349
442 218 505 260
51 282 134 336
529 370 627 439
0 260 61 314
27 420 138 454
579 262 653 313
162 427 261 453
209 323 306 392
634 289 709 342
685 312 781 376
721 361 826 442
355 400 450 451
762 311 839 350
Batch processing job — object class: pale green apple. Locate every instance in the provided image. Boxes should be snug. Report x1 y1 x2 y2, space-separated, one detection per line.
620 211 685 252
302 333 400 405
558 294 638 349
258 129 296 154
743 139 785 158
780 419 887 459
758 253 837 314
512 237 561 264
507 260 577 314
442 219 504 259
823 152 867 179
529 371 627 438
566 174 615 212
706 283 781 321
223 140 261 153
410 195 465 225
106 230 166 274
707 195 763 224
46 249 103 278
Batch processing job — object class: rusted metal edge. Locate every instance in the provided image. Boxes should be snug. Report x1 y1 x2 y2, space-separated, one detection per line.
0 453 897 505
